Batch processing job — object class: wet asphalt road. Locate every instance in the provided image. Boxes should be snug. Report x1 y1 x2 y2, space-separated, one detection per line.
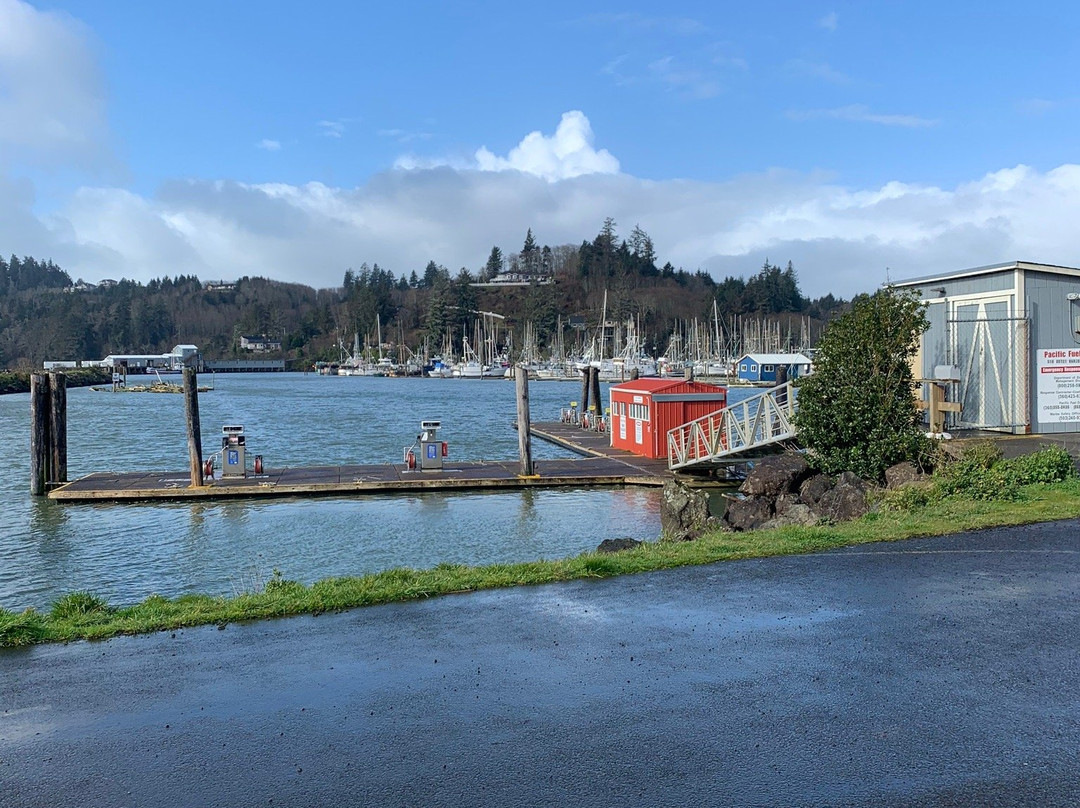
2 521 1079 808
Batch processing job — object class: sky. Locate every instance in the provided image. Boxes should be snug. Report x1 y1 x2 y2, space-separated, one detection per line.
2 0 1080 299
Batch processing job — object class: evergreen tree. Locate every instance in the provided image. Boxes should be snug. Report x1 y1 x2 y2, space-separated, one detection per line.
521 229 539 275
483 246 504 280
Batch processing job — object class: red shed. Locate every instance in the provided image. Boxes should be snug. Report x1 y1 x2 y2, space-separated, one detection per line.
609 378 727 459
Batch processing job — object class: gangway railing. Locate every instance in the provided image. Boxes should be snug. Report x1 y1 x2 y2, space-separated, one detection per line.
667 382 797 470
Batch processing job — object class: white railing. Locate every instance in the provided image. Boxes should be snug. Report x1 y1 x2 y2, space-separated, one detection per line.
667 382 797 470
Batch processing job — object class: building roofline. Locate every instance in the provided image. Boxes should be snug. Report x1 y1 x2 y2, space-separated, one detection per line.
892 261 1080 287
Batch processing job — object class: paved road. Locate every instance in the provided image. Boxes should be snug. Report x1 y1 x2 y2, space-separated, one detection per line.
2 521 1079 808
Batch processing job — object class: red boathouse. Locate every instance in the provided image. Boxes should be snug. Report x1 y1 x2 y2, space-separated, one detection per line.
608 378 727 459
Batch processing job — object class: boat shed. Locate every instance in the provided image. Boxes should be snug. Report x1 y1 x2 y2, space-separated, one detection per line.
734 353 812 384
608 378 727 459
893 261 1080 435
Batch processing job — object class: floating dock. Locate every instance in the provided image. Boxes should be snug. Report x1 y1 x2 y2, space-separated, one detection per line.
47 422 675 503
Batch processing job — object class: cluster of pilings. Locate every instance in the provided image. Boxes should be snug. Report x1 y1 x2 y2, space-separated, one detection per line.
30 372 67 496
579 366 603 419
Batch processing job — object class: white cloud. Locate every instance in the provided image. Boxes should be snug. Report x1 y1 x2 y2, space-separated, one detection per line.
256 139 282 151
0 0 110 169
819 12 839 31
470 110 620 182
9 152 1080 302
5 108 1080 301
788 104 938 128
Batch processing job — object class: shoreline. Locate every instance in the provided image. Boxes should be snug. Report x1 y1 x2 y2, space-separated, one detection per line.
4 477 1079 647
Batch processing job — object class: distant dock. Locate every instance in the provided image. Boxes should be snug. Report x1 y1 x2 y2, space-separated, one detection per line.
47 422 675 503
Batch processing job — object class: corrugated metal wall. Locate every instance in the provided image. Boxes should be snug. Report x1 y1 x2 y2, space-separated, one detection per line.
1025 271 1080 433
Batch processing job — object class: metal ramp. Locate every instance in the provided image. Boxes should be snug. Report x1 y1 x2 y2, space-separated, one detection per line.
667 382 797 470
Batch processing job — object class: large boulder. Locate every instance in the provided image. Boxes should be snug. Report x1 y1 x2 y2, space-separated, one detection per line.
811 472 872 523
596 538 643 554
884 461 924 489
723 494 774 532
759 504 817 531
739 453 811 498
661 479 713 540
798 473 833 506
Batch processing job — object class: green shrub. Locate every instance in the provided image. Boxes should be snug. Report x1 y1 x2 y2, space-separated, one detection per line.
1002 445 1077 485
929 443 1076 503
879 480 938 511
794 287 930 481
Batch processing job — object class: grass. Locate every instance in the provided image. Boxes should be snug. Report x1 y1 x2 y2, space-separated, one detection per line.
4 477 1080 648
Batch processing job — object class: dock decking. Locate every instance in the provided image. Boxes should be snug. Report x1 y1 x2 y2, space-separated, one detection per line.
47 422 675 502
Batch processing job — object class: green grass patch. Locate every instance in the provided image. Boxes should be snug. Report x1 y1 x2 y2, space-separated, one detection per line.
5 475 1080 648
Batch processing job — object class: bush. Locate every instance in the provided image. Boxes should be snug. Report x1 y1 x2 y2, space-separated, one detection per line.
795 287 930 481
1002 445 1077 485
879 444 1077 510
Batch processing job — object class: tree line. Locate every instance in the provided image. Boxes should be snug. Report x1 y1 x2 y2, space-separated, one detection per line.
0 224 847 369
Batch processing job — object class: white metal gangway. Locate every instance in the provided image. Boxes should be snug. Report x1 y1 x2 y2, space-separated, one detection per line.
667 382 797 470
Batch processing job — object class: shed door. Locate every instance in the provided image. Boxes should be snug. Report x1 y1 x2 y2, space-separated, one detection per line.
948 299 1029 430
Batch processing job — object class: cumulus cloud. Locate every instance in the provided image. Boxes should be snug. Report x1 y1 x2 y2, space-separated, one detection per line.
10 153 1080 302
5 105 1080 300
472 111 620 181
0 0 110 169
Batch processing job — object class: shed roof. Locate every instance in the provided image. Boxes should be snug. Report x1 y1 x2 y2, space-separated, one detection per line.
892 260 1080 287
737 353 811 365
610 378 726 395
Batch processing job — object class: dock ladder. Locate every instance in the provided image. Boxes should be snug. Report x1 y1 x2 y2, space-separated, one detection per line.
667 382 798 470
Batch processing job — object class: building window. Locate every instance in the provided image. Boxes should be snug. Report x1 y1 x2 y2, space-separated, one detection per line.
750 365 757 372
763 365 774 372
740 363 748 372
629 403 650 420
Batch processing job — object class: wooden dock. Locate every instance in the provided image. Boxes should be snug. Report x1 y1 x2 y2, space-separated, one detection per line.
47 422 675 503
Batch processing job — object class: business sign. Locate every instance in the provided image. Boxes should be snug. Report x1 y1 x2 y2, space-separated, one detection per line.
1037 348 1080 423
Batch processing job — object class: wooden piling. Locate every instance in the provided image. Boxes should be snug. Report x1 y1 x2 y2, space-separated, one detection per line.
183 368 204 487
580 367 591 417
48 370 67 486
589 366 602 414
515 366 534 476
30 373 49 496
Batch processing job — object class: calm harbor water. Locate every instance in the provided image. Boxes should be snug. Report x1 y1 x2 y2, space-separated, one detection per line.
1 373 676 611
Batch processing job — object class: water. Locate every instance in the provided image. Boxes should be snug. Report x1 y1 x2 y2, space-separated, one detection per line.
0 374 675 611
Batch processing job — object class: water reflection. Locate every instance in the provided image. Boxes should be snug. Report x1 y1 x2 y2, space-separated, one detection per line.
29 498 69 536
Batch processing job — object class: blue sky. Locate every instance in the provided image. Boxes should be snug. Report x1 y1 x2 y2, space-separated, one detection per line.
3 0 1080 297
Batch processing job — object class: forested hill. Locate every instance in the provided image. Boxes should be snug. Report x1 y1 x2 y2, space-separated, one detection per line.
1 222 847 369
